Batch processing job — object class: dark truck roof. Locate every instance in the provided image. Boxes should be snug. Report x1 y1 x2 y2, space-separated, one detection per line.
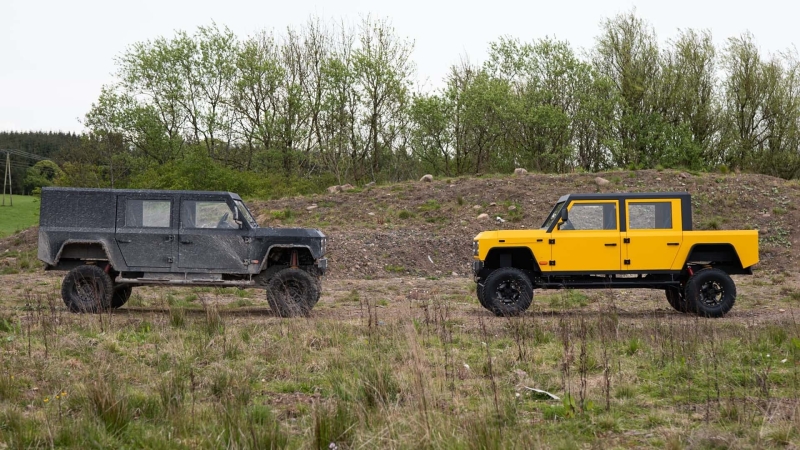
39 187 242 228
555 191 693 231
41 186 241 198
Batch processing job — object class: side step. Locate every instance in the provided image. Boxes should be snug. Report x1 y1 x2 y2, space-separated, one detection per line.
118 272 255 287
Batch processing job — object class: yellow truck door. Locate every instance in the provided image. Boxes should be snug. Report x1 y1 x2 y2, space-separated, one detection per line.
550 200 621 272
624 199 683 270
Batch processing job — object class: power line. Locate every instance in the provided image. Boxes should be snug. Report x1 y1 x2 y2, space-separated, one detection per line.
0 157 37 167
0 158 34 167
0 149 48 161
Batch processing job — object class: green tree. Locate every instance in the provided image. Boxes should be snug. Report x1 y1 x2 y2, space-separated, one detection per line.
721 36 800 178
658 29 720 168
351 17 415 181
23 160 63 194
593 10 662 168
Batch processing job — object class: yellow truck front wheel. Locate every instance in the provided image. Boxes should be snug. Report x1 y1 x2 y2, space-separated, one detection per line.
482 268 533 316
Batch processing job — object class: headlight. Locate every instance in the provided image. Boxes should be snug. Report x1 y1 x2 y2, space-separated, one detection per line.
473 241 479 256
320 238 327 255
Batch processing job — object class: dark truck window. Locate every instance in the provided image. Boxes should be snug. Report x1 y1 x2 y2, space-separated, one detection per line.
234 200 258 228
628 202 673 229
181 200 237 229
125 200 171 228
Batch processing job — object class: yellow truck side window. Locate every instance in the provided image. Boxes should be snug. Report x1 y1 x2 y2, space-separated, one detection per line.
628 202 673 229
564 202 617 230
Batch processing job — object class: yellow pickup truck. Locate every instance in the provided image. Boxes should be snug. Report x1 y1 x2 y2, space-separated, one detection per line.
472 192 759 317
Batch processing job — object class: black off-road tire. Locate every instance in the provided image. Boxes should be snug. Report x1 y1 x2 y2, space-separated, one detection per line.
476 278 488 308
259 265 321 308
482 267 533 316
111 285 133 309
266 268 320 317
665 286 692 313
312 278 322 307
685 268 736 318
61 265 113 313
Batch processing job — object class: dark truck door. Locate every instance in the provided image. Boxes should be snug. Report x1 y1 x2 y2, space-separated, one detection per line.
178 196 251 272
115 195 176 268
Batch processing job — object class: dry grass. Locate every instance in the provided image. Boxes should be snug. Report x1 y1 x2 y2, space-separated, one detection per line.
1 272 800 448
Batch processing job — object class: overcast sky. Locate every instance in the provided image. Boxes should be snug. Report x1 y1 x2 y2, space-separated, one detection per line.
1 0 797 134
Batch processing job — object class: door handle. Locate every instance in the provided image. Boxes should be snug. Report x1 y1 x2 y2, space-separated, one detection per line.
604 243 617 247
667 242 679 246
116 239 132 243
180 240 193 245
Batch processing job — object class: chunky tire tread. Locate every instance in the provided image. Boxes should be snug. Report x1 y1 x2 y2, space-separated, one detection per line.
476 279 488 308
482 267 533 316
665 287 692 314
61 265 114 313
685 268 736 318
111 285 133 309
266 268 320 317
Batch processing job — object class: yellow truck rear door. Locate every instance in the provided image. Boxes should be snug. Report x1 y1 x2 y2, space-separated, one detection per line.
623 199 683 271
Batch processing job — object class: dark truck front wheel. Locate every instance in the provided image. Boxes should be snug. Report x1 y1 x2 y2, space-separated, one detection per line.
266 268 320 317
685 268 736 318
111 285 133 309
61 265 113 313
482 267 533 316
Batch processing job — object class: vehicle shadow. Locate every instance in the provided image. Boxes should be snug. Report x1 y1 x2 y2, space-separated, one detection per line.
465 307 678 320
116 306 277 317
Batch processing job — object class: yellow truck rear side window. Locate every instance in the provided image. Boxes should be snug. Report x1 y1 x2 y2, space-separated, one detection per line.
628 202 673 230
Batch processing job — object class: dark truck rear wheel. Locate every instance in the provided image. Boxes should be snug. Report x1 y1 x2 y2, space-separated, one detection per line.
665 287 692 313
685 268 736 318
266 268 320 317
482 267 533 316
61 265 113 313
111 285 133 309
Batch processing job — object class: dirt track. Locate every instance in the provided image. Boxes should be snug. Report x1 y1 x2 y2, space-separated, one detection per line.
2 269 797 328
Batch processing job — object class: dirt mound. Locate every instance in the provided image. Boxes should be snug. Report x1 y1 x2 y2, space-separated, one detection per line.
251 170 799 278
0 226 38 254
2 170 798 277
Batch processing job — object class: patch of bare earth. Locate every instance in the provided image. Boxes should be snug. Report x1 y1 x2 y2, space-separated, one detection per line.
2 170 799 324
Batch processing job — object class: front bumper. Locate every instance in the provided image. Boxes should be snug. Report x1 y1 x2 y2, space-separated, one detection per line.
472 260 483 277
316 257 328 275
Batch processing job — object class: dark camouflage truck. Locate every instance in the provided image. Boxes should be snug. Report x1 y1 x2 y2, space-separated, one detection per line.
38 187 327 317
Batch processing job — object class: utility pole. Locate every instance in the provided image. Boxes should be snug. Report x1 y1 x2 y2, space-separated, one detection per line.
1 151 11 206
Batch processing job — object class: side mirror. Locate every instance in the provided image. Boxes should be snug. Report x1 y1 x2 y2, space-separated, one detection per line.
556 207 569 230
232 207 244 229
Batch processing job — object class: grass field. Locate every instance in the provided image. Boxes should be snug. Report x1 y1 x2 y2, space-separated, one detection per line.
0 195 40 238
0 272 799 449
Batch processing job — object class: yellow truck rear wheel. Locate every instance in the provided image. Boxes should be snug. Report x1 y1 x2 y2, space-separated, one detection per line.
685 268 736 318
